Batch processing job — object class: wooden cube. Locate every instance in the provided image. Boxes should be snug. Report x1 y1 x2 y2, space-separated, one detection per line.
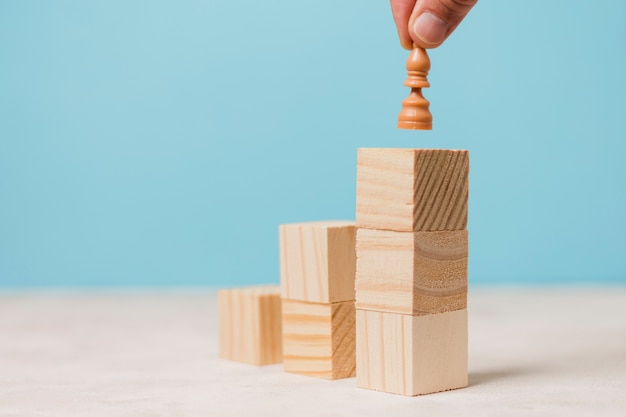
279 221 356 303
356 228 467 315
356 148 469 232
218 286 282 365
356 308 468 396
281 299 355 379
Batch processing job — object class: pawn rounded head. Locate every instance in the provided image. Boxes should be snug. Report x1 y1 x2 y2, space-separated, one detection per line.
406 47 431 73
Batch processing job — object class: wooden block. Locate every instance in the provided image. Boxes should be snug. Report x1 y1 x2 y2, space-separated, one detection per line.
356 148 469 232
279 221 356 303
281 299 355 379
356 228 467 315
218 286 282 365
356 308 468 396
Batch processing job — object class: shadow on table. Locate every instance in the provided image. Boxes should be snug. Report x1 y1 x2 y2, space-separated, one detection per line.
468 368 535 387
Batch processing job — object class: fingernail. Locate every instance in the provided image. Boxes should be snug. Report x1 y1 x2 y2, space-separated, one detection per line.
413 12 449 45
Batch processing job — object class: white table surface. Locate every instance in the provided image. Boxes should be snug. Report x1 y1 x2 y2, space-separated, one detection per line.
1 287 625 417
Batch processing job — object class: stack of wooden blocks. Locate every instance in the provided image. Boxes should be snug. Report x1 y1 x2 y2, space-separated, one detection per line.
218 148 470 397
279 221 357 379
355 148 469 396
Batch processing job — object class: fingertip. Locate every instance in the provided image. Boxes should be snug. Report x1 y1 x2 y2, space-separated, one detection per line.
394 22 414 50
391 0 418 49
409 37 443 50
407 0 478 49
410 11 449 49
400 36 414 50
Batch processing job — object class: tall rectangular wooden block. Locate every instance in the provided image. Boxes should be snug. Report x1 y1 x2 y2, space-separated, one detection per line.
279 221 356 303
218 286 283 365
355 228 467 315
282 299 356 379
356 148 469 232
356 308 468 396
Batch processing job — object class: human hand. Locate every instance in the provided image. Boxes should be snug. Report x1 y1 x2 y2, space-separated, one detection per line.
390 0 477 49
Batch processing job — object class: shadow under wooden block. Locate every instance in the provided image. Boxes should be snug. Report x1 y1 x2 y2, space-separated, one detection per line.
279 221 356 303
356 148 469 232
356 228 467 315
356 309 467 396
218 286 282 365
282 299 356 379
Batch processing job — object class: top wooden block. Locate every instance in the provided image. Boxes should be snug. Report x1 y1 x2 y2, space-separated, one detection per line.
356 148 469 232
279 221 356 304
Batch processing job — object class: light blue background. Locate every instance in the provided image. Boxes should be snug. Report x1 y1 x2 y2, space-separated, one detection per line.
1 1 625 287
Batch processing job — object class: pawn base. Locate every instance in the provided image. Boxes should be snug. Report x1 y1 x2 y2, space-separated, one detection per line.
397 120 432 130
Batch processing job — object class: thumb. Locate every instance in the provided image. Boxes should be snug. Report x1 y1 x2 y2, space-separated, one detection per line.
409 0 477 48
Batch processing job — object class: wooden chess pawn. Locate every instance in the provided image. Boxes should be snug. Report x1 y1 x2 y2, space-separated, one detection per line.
397 46 432 130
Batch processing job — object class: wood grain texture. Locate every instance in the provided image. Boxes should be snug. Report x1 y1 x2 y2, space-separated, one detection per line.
356 148 469 232
279 221 356 303
356 308 467 396
218 286 282 366
356 228 467 315
282 299 355 379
